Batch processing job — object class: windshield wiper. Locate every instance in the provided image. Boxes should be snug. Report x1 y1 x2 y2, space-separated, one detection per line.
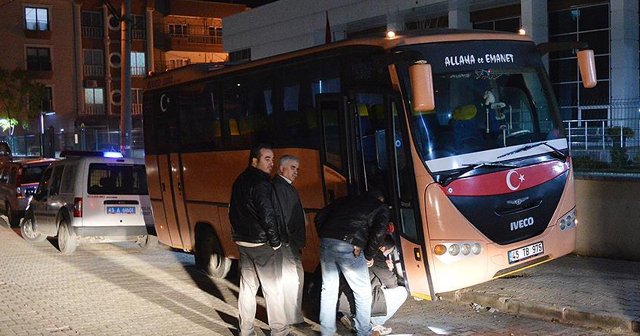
440 161 517 185
497 142 566 160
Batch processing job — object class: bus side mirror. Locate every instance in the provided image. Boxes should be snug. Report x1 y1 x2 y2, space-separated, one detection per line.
577 49 597 88
409 62 435 112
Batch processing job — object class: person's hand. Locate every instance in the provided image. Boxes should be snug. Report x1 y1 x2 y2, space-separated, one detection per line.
366 259 374 267
353 246 362 257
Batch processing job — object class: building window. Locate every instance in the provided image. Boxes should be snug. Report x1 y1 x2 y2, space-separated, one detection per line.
132 15 145 40
208 26 222 44
168 24 187 36
25 6 49 31
26 47 52 71
41 86 54 112
549 3 610 121
109 52 121 68
83 49 104 77
81 11 103 38
473 16 520 33
131 52 146 77
84 88 105 115
229 48 251 63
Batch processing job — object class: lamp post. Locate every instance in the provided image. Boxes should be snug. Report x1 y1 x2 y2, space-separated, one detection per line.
40 111 55 157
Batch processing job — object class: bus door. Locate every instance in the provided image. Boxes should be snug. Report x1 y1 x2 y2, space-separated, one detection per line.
317 94 351 203
387 98 435 300
155 91 192 250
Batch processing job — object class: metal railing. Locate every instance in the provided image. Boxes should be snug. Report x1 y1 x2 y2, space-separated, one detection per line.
83 64 104 77
1 128 145 159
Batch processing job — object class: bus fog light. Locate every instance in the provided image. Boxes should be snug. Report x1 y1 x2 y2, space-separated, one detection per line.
471 243 482 254
448 244 460 256
560 223 566 231
434 244 446 255
461 243 471 255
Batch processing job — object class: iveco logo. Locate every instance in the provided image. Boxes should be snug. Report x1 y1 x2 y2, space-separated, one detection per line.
510 217 534 231
507 196 529 206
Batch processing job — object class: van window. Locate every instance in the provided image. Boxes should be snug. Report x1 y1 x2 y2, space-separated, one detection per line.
87 163 148 195
22 164 49 184
60 163 76 194
49 166 65 196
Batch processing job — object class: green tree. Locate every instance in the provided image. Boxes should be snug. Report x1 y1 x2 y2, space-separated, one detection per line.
0 68 46 133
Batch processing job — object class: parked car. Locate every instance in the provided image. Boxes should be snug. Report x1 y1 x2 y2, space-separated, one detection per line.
20 151 156 254
0 158 56 226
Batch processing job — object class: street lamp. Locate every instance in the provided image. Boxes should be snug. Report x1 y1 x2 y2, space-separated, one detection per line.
40 111 55 157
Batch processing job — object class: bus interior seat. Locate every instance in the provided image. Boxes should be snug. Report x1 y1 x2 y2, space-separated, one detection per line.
229 118 240 136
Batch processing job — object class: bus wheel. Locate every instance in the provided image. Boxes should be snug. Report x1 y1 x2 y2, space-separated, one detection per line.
20 215 46 243
57 219 77 255
195 226 231 278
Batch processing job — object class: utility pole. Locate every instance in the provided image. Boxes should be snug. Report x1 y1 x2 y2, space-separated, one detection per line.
120 0 132 157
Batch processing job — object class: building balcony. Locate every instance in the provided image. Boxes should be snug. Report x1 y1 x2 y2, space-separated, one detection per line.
82 26 103 39
83 104 105 115
132 29 145 40
132 103 142 115
83 64 104 77
161 25 223 52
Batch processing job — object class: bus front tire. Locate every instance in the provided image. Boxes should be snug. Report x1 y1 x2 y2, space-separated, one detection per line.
195 226 231 279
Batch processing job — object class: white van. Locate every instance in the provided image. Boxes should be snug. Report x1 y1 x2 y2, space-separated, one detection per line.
20 152 155 254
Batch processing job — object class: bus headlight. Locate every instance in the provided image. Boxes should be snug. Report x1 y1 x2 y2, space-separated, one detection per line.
448 244 460 256
461 243 471 255
471 243 482 255
558 209 577 231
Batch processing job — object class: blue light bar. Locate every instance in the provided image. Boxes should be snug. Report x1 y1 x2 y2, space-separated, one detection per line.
103 151 124 158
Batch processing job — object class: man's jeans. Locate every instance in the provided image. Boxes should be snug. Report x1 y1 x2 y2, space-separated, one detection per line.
282 243 305 324
370 286 408 326
238 245 289 336
319 238 372 336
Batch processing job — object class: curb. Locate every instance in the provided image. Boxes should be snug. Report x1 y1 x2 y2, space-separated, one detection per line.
438 289 640 334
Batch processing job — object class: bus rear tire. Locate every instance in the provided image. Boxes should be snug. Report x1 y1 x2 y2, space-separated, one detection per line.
195 226 231 279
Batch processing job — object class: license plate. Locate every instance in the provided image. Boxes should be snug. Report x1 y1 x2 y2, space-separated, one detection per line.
508 242 543 264
106 206 136 215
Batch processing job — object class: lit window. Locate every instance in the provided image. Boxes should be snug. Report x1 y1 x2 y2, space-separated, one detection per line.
25 7 49 31
131 52 146 77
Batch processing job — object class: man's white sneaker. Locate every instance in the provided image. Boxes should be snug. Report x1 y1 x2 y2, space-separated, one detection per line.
372 325 392 336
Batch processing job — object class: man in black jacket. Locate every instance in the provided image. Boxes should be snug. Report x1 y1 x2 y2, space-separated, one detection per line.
229 144 289 336
272 154 308 327
315 191 390 336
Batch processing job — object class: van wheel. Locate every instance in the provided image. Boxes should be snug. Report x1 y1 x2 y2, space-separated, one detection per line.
20 215 46 243
138 235 158 250
57 220 77 255
194 226 231 278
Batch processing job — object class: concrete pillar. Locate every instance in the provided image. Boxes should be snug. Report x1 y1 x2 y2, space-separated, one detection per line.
521 0 548 69
146 7 154 72
448 0 471 30
103 4 112 116
610 0 639 120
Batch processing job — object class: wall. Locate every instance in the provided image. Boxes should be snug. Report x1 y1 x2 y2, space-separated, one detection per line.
574 177 640 261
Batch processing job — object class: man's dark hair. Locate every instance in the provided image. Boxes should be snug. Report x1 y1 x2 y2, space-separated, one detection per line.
381 234 395 250
248 144 272 166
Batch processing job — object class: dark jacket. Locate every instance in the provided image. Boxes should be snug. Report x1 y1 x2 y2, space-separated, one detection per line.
229 166 281 247
315 194 390 260
369 252 401 316
272 175 305 250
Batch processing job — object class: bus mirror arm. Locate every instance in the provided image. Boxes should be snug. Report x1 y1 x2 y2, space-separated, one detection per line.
536 42 597 89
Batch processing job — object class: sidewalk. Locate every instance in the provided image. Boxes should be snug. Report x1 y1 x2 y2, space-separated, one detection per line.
438 254 640 334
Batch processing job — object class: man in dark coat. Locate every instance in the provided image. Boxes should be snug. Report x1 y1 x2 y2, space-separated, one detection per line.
315 190 390 336
272 154 308 327
229 144 289 336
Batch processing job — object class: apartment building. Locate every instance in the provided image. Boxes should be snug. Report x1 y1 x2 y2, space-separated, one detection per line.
0 0 245 150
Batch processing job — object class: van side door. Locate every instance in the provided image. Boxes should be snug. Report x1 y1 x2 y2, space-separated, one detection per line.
31 166 56 236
